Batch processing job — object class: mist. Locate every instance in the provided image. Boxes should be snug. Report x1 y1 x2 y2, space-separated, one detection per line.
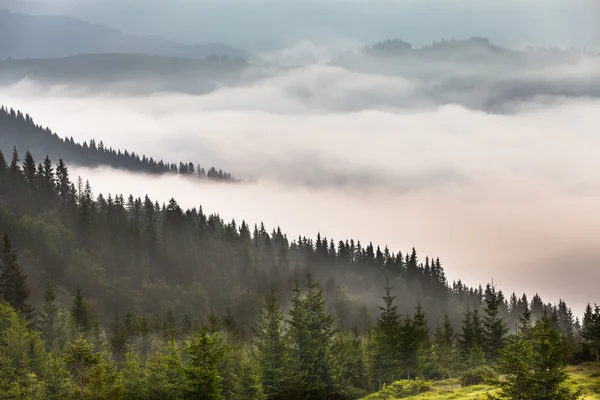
1 57 599 313
3 0 599 51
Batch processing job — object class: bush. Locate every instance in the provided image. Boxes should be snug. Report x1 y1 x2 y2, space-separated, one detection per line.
460 366 498 387
367 378 432 399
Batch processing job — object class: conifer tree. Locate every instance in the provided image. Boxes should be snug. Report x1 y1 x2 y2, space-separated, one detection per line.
433 313 457 373
372 279 401 386
0 234 34 321
253 286 290 400
22 150 36 186
182 329 227 400
287 275 340 398
483 283 508 362
64 336 102 400
493 314 582 400
582 303 600 362
71 286 92 334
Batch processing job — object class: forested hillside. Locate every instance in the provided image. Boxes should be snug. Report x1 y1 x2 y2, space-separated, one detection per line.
0 106 235 182
0 122 598 398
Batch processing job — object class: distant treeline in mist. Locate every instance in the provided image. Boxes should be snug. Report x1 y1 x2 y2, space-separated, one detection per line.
0 106 236 182
360 37 597 58
0 149 598 398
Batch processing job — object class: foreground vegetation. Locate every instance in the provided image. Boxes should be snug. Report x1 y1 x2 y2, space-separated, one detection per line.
363 363 600 399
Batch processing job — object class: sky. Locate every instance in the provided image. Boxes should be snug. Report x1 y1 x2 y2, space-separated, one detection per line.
1 52 599 313
1 0 599 52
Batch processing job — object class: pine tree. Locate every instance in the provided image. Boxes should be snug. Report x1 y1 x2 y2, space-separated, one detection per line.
433 313 457 373
253 286 290 400
222 307 239 340
0 234 34 321
182 329 227 400
287 275 340 398
38 281 76 351
71 286 92 334
9 146 21 182
64 337 102 400
483 283 509 363
493 314 583 400
372 279 401 386
22 150 36 186
412 299 431 377
582 303 600 362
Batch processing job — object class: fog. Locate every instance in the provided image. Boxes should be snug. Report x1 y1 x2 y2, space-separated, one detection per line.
1 55 599 313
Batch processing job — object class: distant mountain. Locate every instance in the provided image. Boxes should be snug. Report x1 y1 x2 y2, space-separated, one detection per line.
0 9 255 61
0 53 249 93
353 37 593 63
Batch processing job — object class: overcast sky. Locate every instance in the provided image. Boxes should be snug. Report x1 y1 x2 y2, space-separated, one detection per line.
1 0 599 51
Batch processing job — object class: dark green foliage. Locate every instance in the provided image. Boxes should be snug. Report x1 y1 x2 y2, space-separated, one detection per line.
0 234 33 320
483 283 508 363
491 314 583 400
253 286 291 400
369 378 432 399
459 365 497 386
582 304 600 362
287 275 340 398
71 286 92 333
433 313 458 373
372 279 401 385
182 329 228 400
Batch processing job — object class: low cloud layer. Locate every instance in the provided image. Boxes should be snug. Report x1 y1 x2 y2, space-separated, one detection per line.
1 57 599 313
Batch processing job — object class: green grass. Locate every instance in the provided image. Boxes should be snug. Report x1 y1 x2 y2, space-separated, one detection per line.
362 363 600 399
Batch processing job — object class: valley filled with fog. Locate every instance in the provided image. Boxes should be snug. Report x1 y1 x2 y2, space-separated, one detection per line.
1 43 598 313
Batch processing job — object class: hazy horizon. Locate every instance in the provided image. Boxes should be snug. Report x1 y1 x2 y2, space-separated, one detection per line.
1 56 598 313
2 0 599 53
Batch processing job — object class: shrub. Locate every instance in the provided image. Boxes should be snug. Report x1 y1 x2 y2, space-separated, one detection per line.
460 366 498 387
367 378 432 399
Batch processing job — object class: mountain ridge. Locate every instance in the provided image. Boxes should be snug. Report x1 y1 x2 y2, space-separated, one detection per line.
0 8 255 61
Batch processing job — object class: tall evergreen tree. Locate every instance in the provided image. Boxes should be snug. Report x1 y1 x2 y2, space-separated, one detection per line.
0 234 34 320
582 303 600 362
182 329 227 400
483 283 509 363
287 275 340 398
372 279 401 386
71 286 92 334
253 286 291 400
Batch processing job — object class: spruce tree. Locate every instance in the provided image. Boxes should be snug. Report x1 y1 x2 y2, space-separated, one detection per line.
483 283 509 363
71 286 92 334
582 303 600 362
287 275 339 398
493 314 582 400
433 313 457 373
372 279 401 386
253 286 290 400
182 329 227 400
0 234 34 321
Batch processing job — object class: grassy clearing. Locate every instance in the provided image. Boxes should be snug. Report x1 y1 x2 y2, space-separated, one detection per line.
362 363 600 399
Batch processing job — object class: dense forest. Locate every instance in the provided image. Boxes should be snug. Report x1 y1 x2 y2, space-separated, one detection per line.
0 122 598 398
0 106 236 182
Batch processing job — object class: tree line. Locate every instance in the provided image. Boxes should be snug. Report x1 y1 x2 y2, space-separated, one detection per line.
0 106 236 182
0 148 598 398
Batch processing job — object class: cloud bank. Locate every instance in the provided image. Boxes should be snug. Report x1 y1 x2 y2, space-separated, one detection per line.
1 53 599 313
